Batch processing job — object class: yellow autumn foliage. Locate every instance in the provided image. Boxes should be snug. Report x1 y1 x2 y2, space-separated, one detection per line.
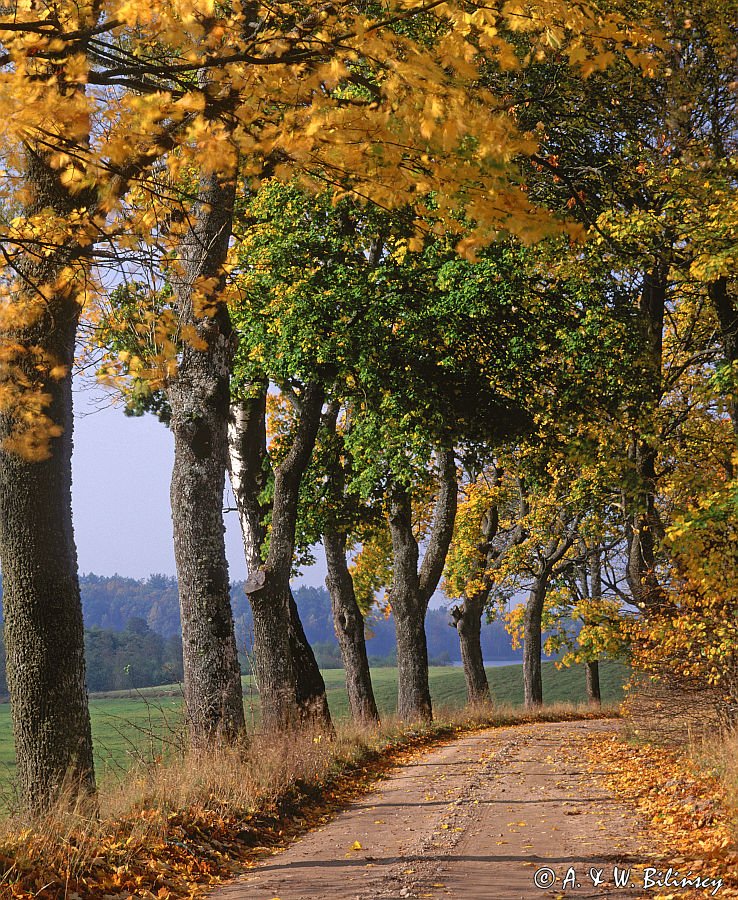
0 0 657 456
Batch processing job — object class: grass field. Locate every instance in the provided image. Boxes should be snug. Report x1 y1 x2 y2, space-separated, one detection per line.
0 660 628 797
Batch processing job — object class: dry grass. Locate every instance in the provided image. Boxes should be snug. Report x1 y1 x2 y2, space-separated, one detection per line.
620 672 735 747
622 673 738 842
0 700 617 899
687 727 738 838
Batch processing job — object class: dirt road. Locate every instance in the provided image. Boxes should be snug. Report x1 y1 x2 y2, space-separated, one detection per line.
213 719 650 900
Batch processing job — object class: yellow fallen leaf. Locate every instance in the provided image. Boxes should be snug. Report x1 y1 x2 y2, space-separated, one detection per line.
349 841 362 851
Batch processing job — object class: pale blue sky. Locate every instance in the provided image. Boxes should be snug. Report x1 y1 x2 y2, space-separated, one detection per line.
71 384 327 587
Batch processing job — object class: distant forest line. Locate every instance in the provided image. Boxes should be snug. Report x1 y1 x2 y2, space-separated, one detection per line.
0 574 538 695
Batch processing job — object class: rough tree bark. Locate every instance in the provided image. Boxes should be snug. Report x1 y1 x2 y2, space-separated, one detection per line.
709 277 738 441
523 579 547 708
586 548 602 705
228 385 332 730
320 403 379 724
450 591 489 704
324 528 380 724
168 173 245 746
229 391 296 728
0 148 96 814
585 661 601 705
388 449 458 722
625 270 667 611
448 484 504 705
625 440 665 609
0 34 198 805
287 589 333 724
522 515 579 709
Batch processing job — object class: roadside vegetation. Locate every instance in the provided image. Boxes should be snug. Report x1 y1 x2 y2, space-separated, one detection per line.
0 700 618 900
0 661 629 795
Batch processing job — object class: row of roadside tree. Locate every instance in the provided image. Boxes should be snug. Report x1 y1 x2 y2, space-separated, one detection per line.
0 0 735 816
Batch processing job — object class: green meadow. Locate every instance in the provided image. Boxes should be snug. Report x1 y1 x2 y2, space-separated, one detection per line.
0 661 628 798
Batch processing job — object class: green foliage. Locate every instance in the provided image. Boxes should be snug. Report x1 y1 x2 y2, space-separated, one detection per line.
233 182 536 488
84 619 184 693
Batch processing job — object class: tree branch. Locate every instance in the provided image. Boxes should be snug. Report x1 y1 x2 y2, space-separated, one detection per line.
419 448 458 605
265 381 325 575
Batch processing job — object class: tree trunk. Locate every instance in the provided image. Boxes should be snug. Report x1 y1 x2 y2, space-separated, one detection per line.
229 388 332 730
229 392 299 730
709 277 738 441
395 603 433 721
523 580 546 708
288 589 333 725
388 480 431 722
625 441 666 610
168 174 245 746
247 580 299 730
0 302 96 814
245 575 332 731
586 547 602 705
324 529 379 725
0 144 97 814
451 594 490 704
626 270 667 611
585 660 601 705
448 469 513 707
387 450 457 722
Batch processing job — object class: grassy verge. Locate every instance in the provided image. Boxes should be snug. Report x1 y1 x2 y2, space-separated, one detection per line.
0 701 618 900
587 679 738 899
0 660 629 792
